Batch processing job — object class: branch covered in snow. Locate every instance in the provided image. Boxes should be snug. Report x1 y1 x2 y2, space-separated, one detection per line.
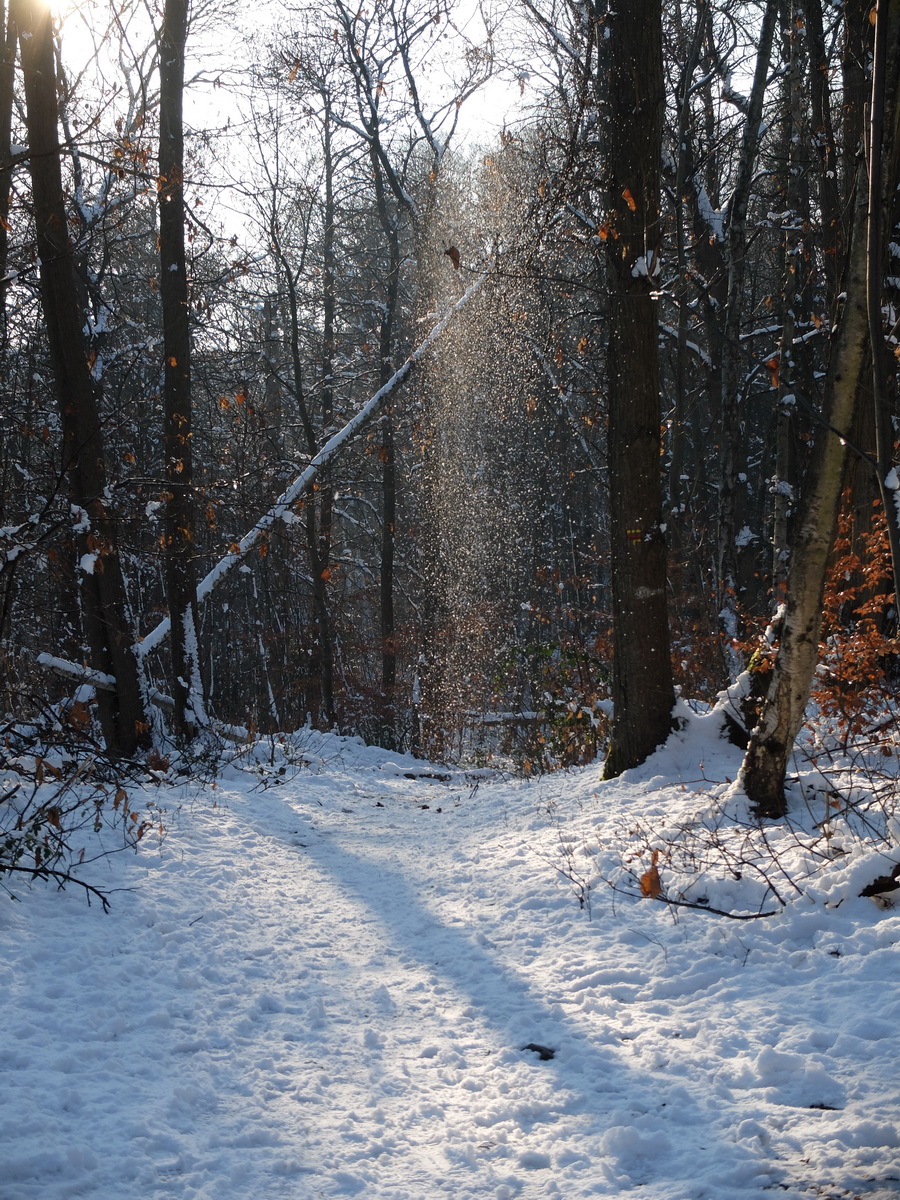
36 273 489 689
137 271 487 658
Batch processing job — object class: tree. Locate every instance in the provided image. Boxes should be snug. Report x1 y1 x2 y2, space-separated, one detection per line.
600 0 675 775
158 0 205 738
12 0 148 754
739 166 870 817
740 0 900 816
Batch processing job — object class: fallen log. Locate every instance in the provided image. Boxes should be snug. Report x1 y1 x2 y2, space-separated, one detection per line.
35 273 489 724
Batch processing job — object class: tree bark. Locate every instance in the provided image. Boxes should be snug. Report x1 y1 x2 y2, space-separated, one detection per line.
0 2 15 336
158 0 204 738
741 167 870 817
717 0 778 634
866 0 900 603
13 0 147 754
601 0 675 777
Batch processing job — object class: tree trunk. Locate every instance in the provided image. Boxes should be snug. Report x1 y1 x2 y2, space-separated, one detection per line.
369 135 402 748
717 0 778 636
158 0 204 739
317 107 337 716
601 0 675 777
866 0 900 602
14 0 147 753
771 0 806 598
741 167 870 817
0 2 15 336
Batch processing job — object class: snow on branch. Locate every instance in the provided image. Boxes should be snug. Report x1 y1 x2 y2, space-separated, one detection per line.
36 272 488 699
36 655 116 691
36 653 252 742
135 270 488 657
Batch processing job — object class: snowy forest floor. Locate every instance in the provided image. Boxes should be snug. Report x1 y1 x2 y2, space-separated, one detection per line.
1 718 900 1200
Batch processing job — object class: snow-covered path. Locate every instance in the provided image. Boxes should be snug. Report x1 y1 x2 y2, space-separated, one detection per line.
1 732 899 1199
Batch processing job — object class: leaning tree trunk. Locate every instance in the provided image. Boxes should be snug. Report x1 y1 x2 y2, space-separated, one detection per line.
740 166 870 817
158 0 205 739
601 0 675 777
14 0 147 754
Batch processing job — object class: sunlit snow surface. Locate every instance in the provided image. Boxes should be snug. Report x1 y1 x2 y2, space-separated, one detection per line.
1 725 899 1200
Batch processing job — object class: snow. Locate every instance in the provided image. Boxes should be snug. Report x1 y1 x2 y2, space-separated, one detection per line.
735 524 757 547
2 725 899 1200
133 274 487 663
630 252 660 280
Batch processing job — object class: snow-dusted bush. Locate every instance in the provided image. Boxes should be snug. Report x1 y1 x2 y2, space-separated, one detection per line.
0 706 164 909
554 699 900 921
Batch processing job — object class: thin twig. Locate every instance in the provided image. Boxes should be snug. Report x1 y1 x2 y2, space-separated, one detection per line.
1 864 112 911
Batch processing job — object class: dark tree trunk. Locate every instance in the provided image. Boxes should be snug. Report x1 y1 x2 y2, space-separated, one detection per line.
601 0 675 777
806 0 843 304
158 0 204 738
0 2 15 335
14 0 147 753
867 0 900 601
717 0 778 633
369 136 402 747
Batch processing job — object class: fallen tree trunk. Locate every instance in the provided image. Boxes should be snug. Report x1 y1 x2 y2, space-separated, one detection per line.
36 272 489 700
36 654 253 743
137 270 487 658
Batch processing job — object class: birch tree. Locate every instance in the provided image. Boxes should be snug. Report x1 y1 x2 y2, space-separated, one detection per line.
740 168 870 816
741 0 900 816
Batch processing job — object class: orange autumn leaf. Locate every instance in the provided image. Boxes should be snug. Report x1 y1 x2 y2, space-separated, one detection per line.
640 849 663 898
622 187 637 212
68 700 91 730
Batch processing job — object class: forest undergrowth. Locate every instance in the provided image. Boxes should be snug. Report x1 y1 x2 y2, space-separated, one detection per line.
3 502 900 920
546 512 900 925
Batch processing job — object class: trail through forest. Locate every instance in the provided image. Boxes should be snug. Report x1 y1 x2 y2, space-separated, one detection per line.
2 726 899 1199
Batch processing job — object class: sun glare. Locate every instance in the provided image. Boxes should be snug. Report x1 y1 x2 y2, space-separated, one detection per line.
47 0 89 26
